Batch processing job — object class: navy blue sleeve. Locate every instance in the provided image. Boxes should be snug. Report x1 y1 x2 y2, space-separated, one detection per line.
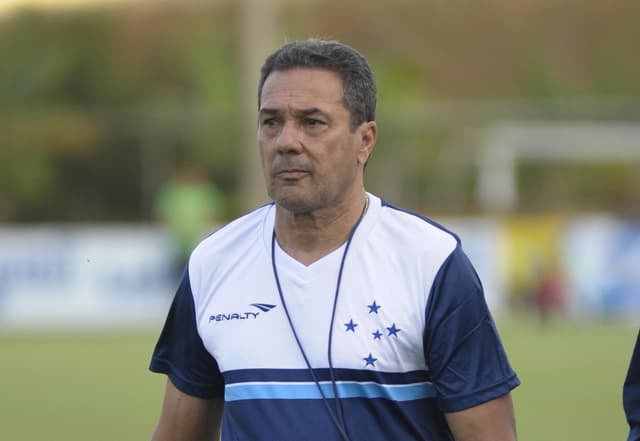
423 245 519 412
149 267 224 398
625 330 640 441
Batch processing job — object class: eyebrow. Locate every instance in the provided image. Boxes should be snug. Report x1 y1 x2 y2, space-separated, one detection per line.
296 108 326 117
259 108 279 116
258 107 328 118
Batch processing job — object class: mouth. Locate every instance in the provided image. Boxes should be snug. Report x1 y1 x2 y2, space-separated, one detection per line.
274 168 310 180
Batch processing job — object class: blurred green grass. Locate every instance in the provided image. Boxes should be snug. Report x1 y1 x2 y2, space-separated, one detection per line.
500 316 636 441
0 331 165 441
0 318 636 440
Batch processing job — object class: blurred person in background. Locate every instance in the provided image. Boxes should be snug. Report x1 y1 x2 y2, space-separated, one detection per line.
625 330 640 441
149 38 519 441
154 157 224 278
533 262 566 323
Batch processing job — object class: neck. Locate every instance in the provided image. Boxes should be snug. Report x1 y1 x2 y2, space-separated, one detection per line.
274 192 369 266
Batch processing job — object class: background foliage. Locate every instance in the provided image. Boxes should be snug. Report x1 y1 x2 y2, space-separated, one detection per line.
1 0 639 222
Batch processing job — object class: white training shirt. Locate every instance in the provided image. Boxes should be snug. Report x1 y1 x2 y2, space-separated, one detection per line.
151 193 519 441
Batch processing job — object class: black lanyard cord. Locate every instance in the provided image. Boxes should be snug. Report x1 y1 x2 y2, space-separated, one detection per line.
270 198 368 441
271 232 351 441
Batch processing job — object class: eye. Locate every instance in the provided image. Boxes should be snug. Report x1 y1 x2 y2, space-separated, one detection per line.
304 118 325 127
261 118 277 126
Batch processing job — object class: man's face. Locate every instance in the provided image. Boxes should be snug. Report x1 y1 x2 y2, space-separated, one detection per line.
258 68 372 213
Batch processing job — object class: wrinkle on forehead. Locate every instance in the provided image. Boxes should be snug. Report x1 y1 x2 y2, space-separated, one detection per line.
259 68 345 112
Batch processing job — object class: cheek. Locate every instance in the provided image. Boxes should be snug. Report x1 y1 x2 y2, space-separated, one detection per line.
258 141 273 165
323 147 357 181
339 140 362 169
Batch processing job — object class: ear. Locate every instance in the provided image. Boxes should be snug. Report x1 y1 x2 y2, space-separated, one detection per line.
356 121 377 166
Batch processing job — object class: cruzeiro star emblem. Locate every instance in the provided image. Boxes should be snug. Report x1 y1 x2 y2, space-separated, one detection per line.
342 300 403 369
363 353 377 367
386 323 401 337
344 319 358 332
367 301 381 314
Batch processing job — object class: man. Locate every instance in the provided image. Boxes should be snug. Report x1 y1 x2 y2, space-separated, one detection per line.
625 330 640 441
149 38 519 441
154 157 224 277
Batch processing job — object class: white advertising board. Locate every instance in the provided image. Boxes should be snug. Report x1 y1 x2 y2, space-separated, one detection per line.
0 225 176 329
563 216 640 320
2 216 638 329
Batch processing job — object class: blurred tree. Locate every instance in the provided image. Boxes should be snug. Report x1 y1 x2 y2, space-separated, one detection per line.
0 0 639 221
0 5 240 222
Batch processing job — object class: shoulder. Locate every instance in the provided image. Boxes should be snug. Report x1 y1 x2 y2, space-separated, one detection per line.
374 198 460 262
188 203 272 279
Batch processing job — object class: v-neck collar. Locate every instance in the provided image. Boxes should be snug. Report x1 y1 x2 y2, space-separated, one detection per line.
262 192 381 269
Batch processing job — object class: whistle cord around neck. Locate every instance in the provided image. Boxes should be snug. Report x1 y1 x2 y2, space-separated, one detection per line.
270 197 368 441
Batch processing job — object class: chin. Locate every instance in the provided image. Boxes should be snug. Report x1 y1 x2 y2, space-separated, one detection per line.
270 189 317 213
275 198 315 214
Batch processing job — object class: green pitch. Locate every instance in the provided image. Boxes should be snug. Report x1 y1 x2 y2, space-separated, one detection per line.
0 331 165 441
500 316 636 441
0 318 636 441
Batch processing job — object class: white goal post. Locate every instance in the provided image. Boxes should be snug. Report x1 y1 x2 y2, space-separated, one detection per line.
476 122 640 212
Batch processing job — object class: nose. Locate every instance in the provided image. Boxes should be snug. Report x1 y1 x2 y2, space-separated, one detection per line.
276 120 303 154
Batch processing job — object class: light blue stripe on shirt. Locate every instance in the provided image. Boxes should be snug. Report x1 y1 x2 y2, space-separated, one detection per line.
225 381 436 402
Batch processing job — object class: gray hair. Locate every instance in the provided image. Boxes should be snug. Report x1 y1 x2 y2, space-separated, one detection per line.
258 38 377 130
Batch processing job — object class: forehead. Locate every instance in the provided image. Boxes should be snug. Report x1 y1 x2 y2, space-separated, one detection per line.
260 68 345 111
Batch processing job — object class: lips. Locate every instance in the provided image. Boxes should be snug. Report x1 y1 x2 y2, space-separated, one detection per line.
275 169 309 179
272 164 311 179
